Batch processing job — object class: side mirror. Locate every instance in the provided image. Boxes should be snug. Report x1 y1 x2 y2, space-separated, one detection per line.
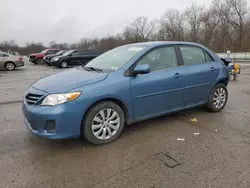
68 54 72 57
132 64 150 75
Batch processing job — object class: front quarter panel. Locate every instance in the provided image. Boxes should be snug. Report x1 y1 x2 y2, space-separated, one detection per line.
68 69 133 122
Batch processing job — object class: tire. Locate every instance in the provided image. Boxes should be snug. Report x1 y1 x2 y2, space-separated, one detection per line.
82 101 125 145
206 83 228 112
5 62 16 71
36 58 43 65
60 61 68 68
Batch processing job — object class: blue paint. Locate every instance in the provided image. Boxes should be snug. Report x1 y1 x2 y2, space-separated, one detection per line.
22 41 229 139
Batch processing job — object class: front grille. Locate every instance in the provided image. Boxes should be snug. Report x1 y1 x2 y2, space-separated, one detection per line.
25 93 43 105
29 56 35 60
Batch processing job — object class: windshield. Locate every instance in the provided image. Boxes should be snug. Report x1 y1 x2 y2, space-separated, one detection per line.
40 49 47 53
56 50 66 55
63 50 74 56
85 45 146 71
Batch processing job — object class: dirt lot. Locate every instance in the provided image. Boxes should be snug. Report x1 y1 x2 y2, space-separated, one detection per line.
0 60 250 188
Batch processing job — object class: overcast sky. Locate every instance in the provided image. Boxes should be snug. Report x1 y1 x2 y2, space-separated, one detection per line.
1 0 212 45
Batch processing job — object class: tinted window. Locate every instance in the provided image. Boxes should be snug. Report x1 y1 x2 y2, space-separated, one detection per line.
80 50 99 55
47 50 59 55
71 51 80 57
138 46 177 71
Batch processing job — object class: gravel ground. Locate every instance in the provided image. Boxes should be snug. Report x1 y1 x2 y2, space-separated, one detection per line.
0 60 250 188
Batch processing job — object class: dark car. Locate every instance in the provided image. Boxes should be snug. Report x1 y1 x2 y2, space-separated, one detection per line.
50 49 100 68
29 49 61 64
43 50 67 66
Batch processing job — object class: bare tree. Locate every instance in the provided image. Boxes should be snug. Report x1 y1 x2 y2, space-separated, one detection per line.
199 8 220 47
212 0 249 51
185 3 205 42
159 9 185 41
123 16 156 42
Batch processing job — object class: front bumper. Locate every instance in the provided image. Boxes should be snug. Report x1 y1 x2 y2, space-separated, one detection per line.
15 60 24 67
43 58 51 65
22 87 84 139
29 56 36 63
50 60 60 66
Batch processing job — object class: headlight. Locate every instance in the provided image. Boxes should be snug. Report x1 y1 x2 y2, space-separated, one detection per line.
51 57 59 62
41 92 81 106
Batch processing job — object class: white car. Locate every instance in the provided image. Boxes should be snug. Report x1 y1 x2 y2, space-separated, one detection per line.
0 51 24 71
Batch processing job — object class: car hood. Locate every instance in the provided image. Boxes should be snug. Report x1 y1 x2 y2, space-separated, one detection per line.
30 53 44 56
53 55 64 59
32 68 109 93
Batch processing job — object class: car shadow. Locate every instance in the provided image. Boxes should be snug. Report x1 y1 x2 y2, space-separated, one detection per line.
28 106 207 152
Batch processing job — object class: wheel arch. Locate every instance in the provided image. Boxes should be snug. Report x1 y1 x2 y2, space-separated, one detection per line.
4 61 16 68
216 78 229 86
81 98 129 132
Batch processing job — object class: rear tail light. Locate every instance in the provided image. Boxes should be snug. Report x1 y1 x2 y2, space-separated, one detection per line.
18 57 23 61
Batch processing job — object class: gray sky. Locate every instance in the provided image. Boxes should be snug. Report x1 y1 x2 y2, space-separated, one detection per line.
1 0 211 45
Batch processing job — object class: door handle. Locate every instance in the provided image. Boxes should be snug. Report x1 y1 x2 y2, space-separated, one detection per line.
173 73 183 78
210 67 216 71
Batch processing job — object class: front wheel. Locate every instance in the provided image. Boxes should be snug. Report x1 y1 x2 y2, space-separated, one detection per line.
60 61 68 68
206 83 228 112
82 101 125 145
5 62 15 71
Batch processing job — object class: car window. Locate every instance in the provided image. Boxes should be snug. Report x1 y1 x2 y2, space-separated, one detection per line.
71 51 80 57
85 45 146 71
137 46 177 71
204 52 214 62
47 50 59 55
179 46 207 65
80 50 99 56
0 53 9 57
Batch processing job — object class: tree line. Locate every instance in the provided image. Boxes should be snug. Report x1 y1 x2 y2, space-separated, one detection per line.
0 0 249 55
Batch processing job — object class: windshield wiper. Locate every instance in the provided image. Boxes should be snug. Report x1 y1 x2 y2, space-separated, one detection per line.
84 66 102 73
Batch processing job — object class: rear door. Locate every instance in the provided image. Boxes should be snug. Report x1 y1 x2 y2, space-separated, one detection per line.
177 45 220 106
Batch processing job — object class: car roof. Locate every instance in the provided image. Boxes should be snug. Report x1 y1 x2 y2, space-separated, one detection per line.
0 51 8 55
124 41 205 48
46 48 61 50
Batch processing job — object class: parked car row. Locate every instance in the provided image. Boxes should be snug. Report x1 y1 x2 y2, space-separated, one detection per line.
0 51 24 71
29 49 101 68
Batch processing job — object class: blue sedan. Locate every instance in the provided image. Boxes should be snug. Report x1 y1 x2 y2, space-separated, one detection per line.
22 42 229 145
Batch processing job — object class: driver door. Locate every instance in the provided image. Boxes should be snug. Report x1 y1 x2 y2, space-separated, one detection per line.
69 51 80 65
130 46 184 120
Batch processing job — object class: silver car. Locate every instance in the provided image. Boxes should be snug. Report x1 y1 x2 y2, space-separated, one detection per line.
0 51 24 71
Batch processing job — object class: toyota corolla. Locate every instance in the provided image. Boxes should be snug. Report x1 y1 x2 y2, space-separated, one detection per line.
22 42 229 145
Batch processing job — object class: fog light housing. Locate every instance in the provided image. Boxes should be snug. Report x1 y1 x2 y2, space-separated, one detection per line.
46 120 56 133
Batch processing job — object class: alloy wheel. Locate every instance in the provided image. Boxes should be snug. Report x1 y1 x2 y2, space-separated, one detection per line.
213 87 226 109
61 62 68 68
5 62 15 71
91 108 121 140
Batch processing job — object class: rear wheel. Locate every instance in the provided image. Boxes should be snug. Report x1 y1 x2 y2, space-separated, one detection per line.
206 83 228 112
5 62 15 71
82 101 125 145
